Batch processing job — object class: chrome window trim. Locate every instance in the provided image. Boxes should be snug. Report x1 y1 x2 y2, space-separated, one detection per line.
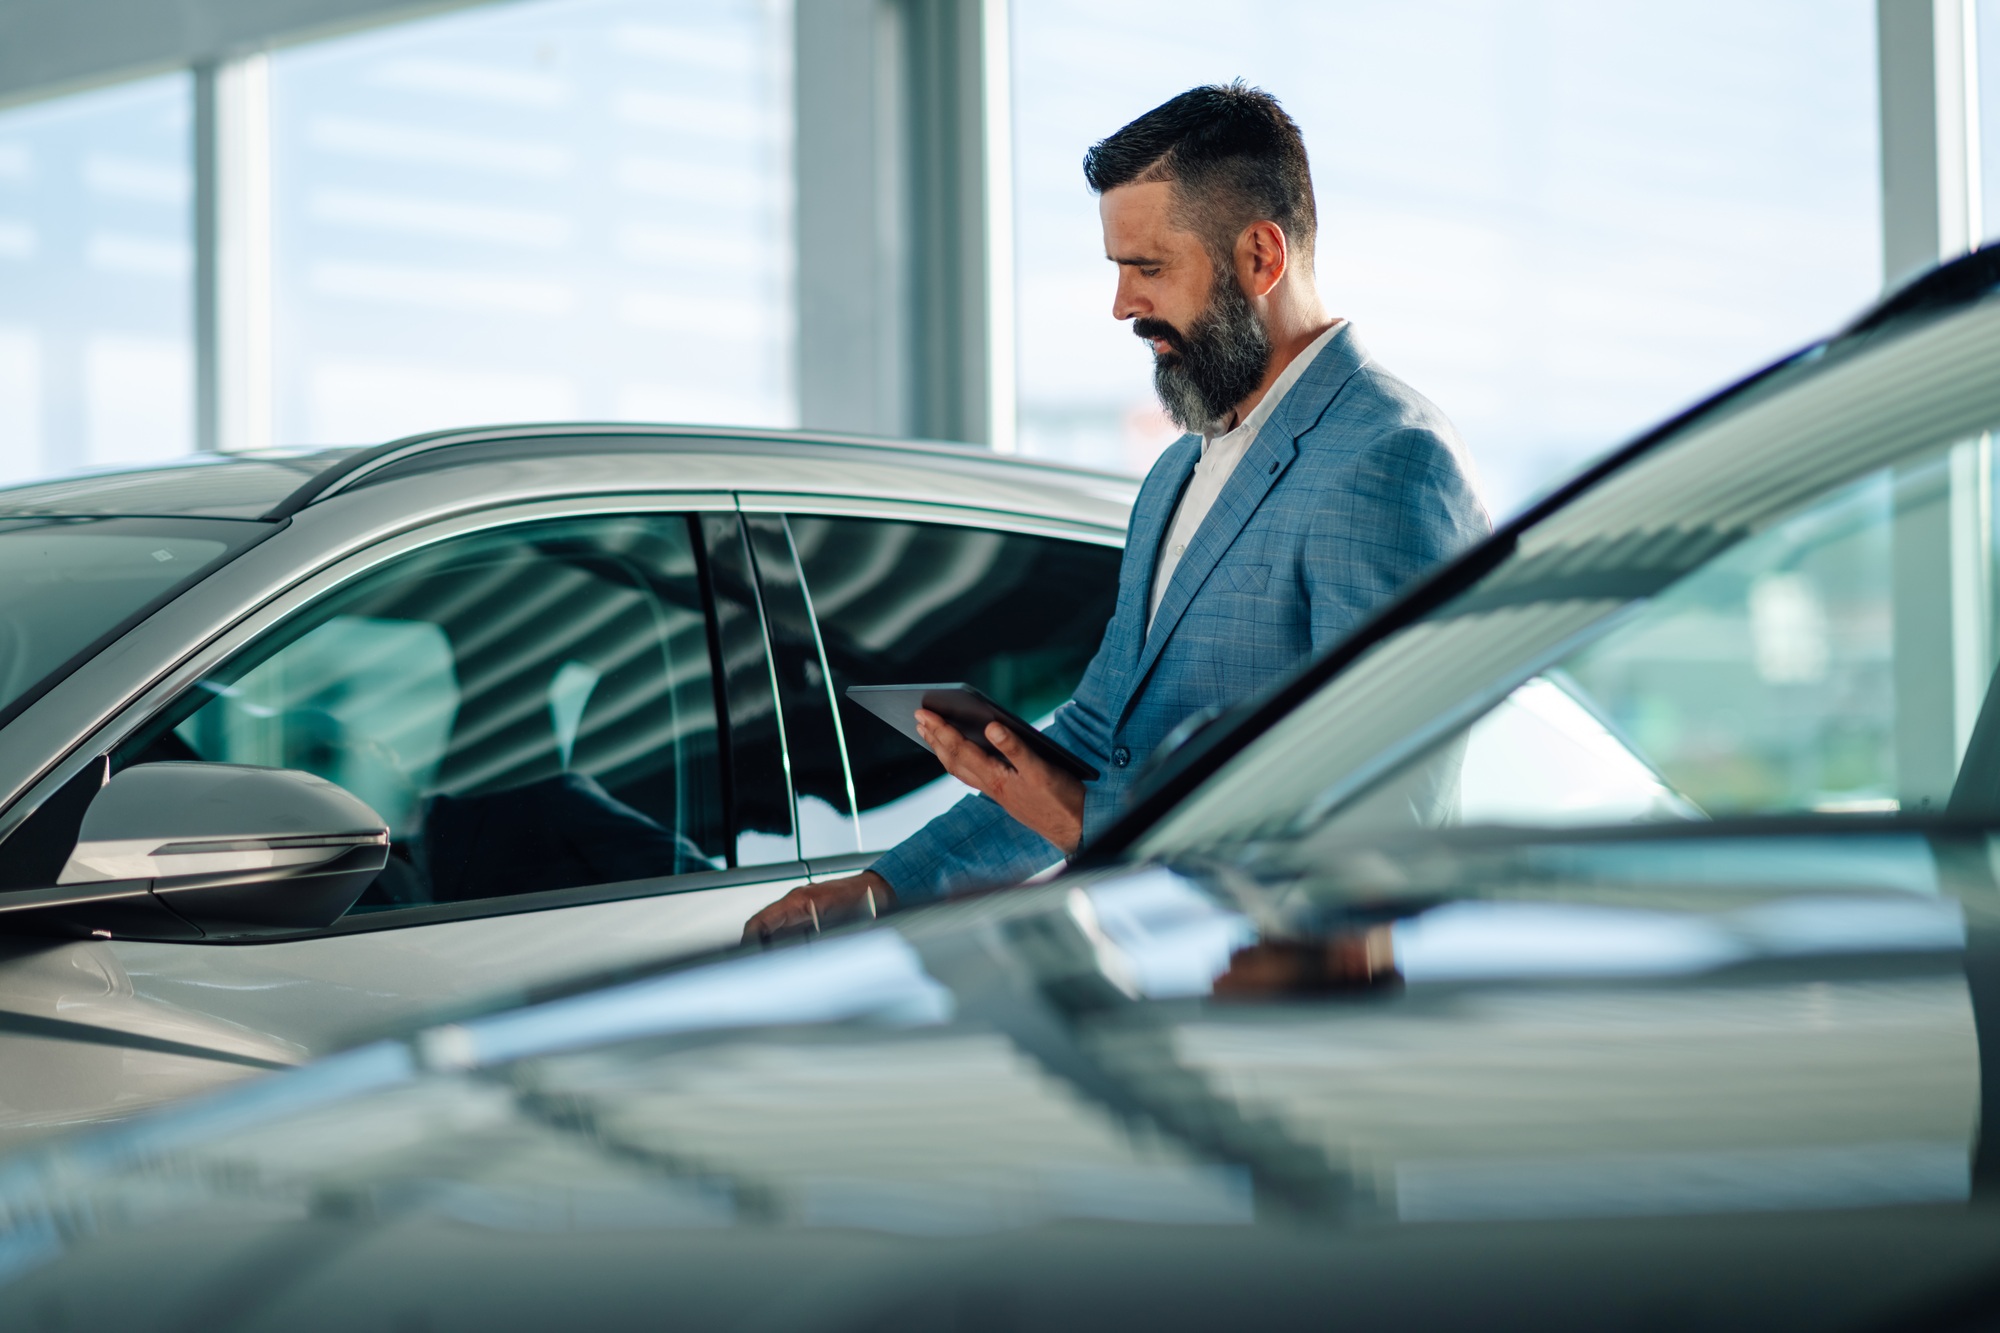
0 492 740 852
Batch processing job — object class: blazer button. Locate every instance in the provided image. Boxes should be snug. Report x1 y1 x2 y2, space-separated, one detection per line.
1112 746 1131 768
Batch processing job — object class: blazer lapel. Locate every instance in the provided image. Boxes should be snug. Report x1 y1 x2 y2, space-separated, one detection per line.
1130 426 1296 691
1128 325 1371 694
1114 436 1199 670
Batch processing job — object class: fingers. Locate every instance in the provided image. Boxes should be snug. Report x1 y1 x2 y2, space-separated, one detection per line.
744 874 893 945
916 711 1013 787
744 895 786 935
984 722 1038 772
742 888 810 943
916 711 980 765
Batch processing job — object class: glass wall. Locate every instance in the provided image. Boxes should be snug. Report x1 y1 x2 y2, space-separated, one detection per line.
1010 0 1881 516
267 0 795 445
0 75 193 482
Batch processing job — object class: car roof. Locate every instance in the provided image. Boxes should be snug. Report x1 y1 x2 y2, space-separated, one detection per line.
0 426 1139 522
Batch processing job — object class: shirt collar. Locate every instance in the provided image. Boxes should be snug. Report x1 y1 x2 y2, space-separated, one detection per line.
1202 319 1346 454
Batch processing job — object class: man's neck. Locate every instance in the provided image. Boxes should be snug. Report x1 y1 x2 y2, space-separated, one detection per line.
1218 307 1341 433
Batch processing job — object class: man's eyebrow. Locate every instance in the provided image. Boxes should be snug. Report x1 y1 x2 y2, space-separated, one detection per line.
1107 253 1167 267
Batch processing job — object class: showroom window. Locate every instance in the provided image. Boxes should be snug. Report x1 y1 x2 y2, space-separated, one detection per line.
266 0 795 446
1009 0 1881 515
0 74 193 481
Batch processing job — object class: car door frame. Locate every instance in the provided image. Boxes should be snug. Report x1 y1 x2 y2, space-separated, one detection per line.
739 492 1127 882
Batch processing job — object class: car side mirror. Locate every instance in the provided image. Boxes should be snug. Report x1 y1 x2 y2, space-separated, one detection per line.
1 763 388 941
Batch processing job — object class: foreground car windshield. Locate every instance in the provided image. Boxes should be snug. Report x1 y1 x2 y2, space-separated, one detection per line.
1135 296 2000 869
0 518 254 723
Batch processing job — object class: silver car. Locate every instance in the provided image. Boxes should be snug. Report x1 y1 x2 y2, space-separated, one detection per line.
0 426 1133 1143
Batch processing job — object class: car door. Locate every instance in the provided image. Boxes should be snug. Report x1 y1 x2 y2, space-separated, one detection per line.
764 504 1124 866
69 504 809 1066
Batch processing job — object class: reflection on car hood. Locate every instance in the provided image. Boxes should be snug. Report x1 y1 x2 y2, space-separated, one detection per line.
2 827 2000 1331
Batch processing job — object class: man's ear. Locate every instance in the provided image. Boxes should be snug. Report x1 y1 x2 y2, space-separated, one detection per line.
1236 219 1288 299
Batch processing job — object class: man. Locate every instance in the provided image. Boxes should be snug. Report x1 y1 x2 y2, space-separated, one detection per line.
745 82 1487 937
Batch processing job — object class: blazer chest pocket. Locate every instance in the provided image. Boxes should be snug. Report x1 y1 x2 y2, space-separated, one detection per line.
1219 564 1270 593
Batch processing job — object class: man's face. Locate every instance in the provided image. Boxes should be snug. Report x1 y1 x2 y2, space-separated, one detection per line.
1101 181 1212 346
1100 181 1272 433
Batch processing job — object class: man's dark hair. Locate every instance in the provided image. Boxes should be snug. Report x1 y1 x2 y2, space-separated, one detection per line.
1083 82 1316 265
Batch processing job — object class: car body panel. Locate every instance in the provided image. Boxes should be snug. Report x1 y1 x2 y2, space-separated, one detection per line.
105 870 807 1057
0 939 302 1152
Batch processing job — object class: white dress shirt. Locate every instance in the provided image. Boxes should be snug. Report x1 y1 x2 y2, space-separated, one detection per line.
1147 320 1344 632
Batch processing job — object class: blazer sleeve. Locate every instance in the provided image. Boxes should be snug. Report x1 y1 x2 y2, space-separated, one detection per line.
1304 426 1489 649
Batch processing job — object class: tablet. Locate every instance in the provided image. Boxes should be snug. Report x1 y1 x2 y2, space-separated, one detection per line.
844 683 1101 781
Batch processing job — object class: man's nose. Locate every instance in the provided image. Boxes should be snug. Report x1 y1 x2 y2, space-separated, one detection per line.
1112 275 1146 322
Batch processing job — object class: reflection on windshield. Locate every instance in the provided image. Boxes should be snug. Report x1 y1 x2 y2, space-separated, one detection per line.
0 519 238 720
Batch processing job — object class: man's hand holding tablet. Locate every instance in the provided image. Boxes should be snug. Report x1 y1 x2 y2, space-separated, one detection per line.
845 683 1091 853
909 708 1085 854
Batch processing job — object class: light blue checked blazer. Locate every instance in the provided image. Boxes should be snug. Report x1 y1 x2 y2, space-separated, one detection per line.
872 324 1490 902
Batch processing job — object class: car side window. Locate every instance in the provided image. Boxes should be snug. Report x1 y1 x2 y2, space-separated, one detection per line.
788 515 1121 851
114 514 729 910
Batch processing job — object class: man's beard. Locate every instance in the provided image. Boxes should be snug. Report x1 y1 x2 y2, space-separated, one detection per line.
1135 272 1273 434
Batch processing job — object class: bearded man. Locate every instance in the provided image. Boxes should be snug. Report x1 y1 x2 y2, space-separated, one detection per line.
746 82 1489 938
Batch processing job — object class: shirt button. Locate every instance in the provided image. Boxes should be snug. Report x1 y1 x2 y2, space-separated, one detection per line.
1112 746 1131 768
1174 543 1185 556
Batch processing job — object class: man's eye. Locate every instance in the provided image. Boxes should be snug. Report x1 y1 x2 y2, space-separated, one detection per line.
1140 267 1162 278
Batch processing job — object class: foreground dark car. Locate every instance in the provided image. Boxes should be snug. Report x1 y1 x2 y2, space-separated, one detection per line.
0 827 1995 1331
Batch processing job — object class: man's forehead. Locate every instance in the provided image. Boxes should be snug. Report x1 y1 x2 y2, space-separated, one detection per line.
1100 181 1198 259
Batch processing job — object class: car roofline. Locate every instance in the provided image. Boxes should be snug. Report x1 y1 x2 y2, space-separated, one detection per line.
261 423 1138 520
1079 241 2000 866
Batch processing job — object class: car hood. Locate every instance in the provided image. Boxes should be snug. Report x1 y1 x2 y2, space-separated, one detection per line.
3 825 2000 1330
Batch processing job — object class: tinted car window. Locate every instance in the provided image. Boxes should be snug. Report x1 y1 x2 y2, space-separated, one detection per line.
789 516 1119 851
116 515 728 910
